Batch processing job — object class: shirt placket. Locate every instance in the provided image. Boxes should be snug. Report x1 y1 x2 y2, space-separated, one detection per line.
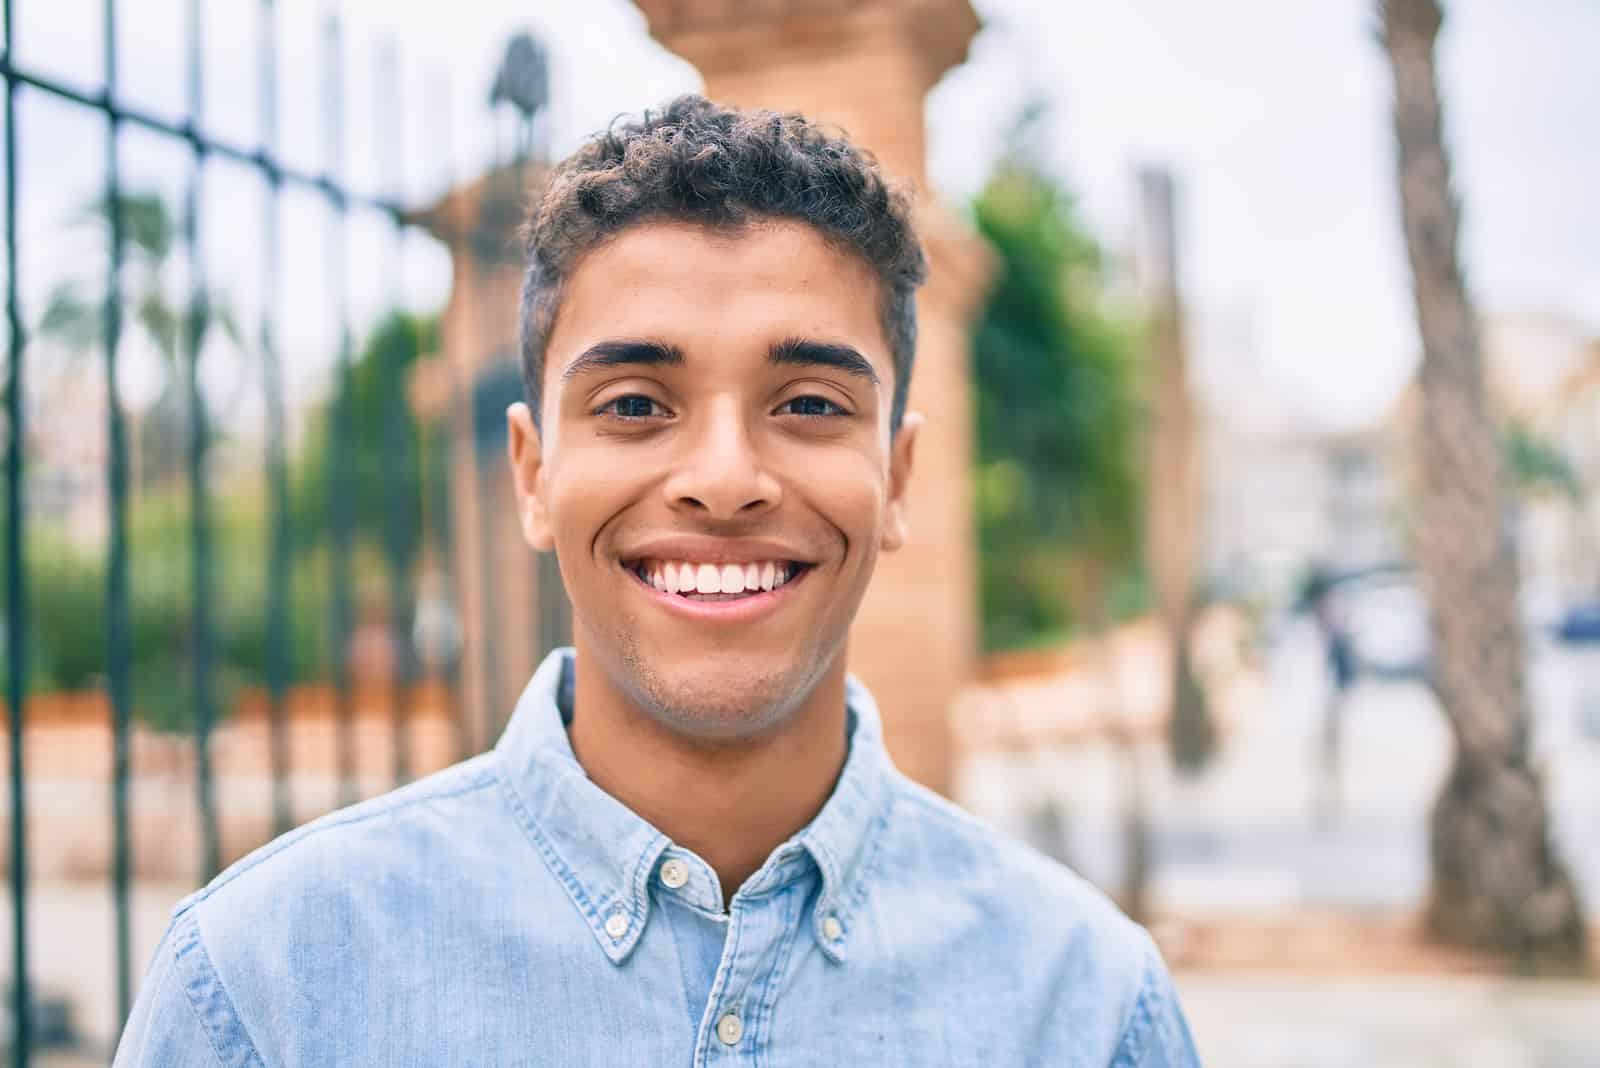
691 879 805 1068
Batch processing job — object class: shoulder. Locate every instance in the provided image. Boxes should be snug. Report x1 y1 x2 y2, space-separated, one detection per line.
883 769 1145 950
182 753 505 916
170 753 514 984
878 773 1195 1063
125 754 545 1063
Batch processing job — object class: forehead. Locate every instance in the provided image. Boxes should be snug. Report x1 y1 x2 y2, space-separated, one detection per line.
546 220 889 375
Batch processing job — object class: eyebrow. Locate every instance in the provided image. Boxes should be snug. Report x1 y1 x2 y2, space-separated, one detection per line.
559 339 685 381
769 337 880 385
559 336 880 386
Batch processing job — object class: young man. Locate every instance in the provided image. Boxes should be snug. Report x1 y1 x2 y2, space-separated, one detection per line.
116 95 1200 1066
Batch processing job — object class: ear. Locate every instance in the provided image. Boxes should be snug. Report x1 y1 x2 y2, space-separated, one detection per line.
506 402 556 552
880 410 921 553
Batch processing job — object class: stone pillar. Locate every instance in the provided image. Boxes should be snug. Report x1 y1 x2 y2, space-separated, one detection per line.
637 0 992 794
409 165 555 748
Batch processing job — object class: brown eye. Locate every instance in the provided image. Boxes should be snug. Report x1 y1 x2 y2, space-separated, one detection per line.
780 395 844 417
600 395 663 418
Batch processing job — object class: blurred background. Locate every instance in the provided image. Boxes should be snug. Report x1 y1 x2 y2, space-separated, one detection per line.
3 0 1598 1063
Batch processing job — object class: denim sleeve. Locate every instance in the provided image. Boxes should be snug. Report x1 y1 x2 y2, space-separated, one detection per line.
1109 933 1202 1068
113 909 254 1067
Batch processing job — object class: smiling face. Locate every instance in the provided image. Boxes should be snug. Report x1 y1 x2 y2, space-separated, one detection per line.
506 220 919 741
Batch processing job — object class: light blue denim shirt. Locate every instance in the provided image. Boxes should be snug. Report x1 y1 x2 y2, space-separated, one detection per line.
116 649 1199 1066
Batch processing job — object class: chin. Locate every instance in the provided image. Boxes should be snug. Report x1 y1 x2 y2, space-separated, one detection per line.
620 643 836 742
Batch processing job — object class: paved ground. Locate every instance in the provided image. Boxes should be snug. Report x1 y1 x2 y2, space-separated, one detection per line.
5 880 189 1061
1179 974 1600 1067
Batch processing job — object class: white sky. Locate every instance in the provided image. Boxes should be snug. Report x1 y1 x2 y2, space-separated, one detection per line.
13 0 1600 435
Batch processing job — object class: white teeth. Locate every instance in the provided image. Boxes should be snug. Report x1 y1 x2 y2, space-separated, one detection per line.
695 563 721 594
637 559 797 596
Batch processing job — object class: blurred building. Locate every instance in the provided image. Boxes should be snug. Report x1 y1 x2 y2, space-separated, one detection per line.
1202 422 1402 600
408 163 556 753
410 0 993 794
1201 309 1600 608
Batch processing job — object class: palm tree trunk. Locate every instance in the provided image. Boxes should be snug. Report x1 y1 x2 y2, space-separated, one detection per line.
1138 166 1215 774
1380 0 1586 964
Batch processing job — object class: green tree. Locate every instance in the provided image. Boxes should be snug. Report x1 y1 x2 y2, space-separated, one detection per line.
1503 422 1581 501
970 160 1144 651
290 311 439 570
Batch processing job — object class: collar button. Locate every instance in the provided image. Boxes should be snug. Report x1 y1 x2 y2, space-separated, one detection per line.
660 858 689 889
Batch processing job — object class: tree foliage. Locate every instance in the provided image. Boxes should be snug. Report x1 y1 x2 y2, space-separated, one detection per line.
971 163 1145 651
290 311 440 569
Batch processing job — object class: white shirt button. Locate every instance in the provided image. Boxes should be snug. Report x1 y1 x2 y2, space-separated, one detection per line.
822 914 843 941
660 858 689 889
716 1012 743 1046
604 912 630 939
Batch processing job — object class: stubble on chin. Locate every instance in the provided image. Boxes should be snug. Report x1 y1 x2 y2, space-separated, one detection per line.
608 628 839 745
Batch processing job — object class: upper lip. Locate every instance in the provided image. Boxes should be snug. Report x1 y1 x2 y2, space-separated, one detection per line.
618 535 820 567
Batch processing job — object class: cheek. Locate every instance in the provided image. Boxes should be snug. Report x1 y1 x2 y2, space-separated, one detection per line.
541 447 653 559
778 446 887 542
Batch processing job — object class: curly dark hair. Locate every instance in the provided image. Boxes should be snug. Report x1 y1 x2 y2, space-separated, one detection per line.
519 94 928 431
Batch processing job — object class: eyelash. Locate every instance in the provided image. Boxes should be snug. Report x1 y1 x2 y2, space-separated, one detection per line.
779 395 846 417
593 394 849 420
596 395 669 420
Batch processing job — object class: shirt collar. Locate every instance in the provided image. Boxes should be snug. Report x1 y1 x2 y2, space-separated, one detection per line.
494 648 893 965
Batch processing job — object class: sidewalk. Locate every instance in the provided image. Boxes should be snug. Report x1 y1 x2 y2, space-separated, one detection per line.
1178 973 1600 1067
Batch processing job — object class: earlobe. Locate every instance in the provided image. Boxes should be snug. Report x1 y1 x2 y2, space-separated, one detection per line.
506 403 556 552
880 411 922 553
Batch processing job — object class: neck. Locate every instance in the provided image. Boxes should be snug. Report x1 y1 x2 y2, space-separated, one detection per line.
566 650 850 909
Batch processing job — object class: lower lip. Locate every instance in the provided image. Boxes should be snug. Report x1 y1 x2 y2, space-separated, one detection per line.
624 565 810 623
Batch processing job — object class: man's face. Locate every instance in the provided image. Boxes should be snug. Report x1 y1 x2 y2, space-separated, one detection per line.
507 220 918 740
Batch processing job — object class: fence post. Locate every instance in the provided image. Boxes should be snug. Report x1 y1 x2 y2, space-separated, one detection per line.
378 40 416 788
259 0 294 840
323 14 358 810
99 0 138 1035
3 0 32 1058
183 0 222 885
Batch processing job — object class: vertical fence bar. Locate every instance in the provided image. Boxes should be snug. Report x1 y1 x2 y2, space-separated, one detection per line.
323 13 357 808
474 459 503 742
2 2 30 1060
421 416 466 761
184 0 221 882
426 65 469 762
378 39 414 787
259 0 292 839
100 0 136 1034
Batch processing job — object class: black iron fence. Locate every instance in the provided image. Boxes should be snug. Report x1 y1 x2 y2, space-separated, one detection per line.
0 1 487 1062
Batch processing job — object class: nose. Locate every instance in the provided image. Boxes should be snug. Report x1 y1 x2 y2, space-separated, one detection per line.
661 400 782 520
